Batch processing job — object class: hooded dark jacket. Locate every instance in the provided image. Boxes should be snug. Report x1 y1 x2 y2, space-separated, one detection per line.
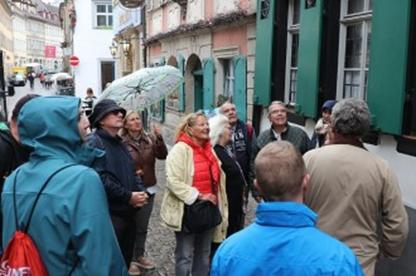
1 96 127 275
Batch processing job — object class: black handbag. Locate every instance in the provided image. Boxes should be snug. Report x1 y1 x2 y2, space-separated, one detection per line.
182 168 222 233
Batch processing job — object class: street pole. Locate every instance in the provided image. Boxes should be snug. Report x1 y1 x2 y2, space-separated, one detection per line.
0 50 8 120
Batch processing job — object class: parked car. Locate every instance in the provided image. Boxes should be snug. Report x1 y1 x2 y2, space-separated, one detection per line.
8 73 26 87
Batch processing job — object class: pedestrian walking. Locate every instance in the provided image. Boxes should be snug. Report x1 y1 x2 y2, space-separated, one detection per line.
87 99 148 268
39 71 45 88
83 88 97 116
1 96 127 274
27 71 35 90
160 111 228 276
255 101 310 155
120 110 168 275
211 141 363 276
304 98 409 275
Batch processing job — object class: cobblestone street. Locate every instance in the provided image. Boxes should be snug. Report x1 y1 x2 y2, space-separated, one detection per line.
140 160 258 276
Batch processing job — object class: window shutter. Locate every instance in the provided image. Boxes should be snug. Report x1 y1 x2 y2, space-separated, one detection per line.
254 0 276 106
367 0 411 134
203 58 215 110
233 56 247 121
177 54 185 112
296 0 323 118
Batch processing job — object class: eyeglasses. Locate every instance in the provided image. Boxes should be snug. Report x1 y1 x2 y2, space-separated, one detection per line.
110 110 123 116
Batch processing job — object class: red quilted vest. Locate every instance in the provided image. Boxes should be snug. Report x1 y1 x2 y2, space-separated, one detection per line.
177 134 220 194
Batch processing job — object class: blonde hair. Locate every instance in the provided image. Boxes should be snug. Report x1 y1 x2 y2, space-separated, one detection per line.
209 114 229 146
175 111 206 140
119 110 140 137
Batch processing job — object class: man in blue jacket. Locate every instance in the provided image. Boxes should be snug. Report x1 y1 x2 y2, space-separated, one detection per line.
211 141 363 276
1 96 127 274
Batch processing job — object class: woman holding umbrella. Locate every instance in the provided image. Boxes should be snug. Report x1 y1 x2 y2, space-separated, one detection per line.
160 112 228 276
120 110 168 274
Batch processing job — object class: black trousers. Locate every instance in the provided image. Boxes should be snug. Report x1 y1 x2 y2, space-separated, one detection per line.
111 214 136 267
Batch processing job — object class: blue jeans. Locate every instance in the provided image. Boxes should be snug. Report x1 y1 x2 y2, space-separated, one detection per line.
174 228 215 276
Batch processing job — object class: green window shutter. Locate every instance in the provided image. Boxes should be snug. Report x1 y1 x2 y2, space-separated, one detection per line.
367 0 411 134
203 58 215 110
177 54 185 112
233 55 247 121
296 0 323 117
254 0 276 106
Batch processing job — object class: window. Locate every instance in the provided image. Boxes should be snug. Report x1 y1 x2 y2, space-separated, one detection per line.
337 0 372 100
222 59 234 100
94 2 113 28
284 0 300 105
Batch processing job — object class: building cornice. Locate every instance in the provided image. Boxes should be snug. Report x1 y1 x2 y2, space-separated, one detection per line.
144 9 255 46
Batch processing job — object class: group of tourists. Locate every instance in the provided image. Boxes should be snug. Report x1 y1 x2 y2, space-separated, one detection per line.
0 92 409 276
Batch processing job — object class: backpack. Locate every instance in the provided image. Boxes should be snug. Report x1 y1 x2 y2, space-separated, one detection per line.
0 164 77 276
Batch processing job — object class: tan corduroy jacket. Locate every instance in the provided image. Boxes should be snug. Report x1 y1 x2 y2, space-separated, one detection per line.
160 141 228 243
304 144 409 276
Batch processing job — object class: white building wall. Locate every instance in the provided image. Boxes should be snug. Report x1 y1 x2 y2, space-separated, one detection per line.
214 0 238 15
73 0 114 98
186 0 204 24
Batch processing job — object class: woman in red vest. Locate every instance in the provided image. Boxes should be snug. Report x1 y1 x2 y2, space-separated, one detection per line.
160 111 228 276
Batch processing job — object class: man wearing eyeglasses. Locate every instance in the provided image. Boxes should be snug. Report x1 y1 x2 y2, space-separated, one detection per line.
87 99 148 269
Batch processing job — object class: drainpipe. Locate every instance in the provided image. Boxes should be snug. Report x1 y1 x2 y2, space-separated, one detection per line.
141 6 147 68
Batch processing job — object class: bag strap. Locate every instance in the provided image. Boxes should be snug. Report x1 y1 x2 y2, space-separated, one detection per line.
13 163 77 233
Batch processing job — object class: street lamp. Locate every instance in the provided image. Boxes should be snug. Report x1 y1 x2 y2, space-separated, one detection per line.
109 41 118 58
121 39 131 57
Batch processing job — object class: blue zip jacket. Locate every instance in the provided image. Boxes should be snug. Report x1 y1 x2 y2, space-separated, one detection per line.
1 96 128 275
211 202 363 276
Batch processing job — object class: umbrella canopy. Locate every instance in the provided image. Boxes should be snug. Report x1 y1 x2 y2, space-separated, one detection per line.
99 65 183 111
51 72 72 81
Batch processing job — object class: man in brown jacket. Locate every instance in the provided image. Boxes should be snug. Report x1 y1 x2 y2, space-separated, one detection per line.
304 98 408 276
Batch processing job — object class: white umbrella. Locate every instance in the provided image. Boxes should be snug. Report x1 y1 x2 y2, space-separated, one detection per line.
99 65 183 111
50 72 72 81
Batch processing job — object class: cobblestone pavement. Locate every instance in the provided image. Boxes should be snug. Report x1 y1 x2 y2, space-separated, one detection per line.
139 160 258 276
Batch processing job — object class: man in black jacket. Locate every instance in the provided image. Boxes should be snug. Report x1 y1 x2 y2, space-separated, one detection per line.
87 99 147 269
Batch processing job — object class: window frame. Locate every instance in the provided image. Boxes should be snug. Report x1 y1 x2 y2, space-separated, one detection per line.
336 0 372 100
92 1 113 29
284 0 300 105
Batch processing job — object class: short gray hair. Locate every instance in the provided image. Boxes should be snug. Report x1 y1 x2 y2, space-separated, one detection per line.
331 98 370 137
209 114 229 146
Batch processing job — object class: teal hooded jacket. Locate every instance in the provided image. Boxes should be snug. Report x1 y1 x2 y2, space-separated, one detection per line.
1 96 128 275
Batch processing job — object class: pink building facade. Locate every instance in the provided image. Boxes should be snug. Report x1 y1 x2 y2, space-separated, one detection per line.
145 0 256 143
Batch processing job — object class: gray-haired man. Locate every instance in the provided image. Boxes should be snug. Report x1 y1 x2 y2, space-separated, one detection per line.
304 98 408 276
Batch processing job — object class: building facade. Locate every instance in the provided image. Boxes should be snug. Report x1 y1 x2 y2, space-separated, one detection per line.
0 1 14 79
72 0 115 97
254 0 415 274
145 0 256 144
8 0 63 72
112 0 143 78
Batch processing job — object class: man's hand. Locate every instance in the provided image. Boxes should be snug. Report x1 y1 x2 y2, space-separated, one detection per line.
129 191 148 208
